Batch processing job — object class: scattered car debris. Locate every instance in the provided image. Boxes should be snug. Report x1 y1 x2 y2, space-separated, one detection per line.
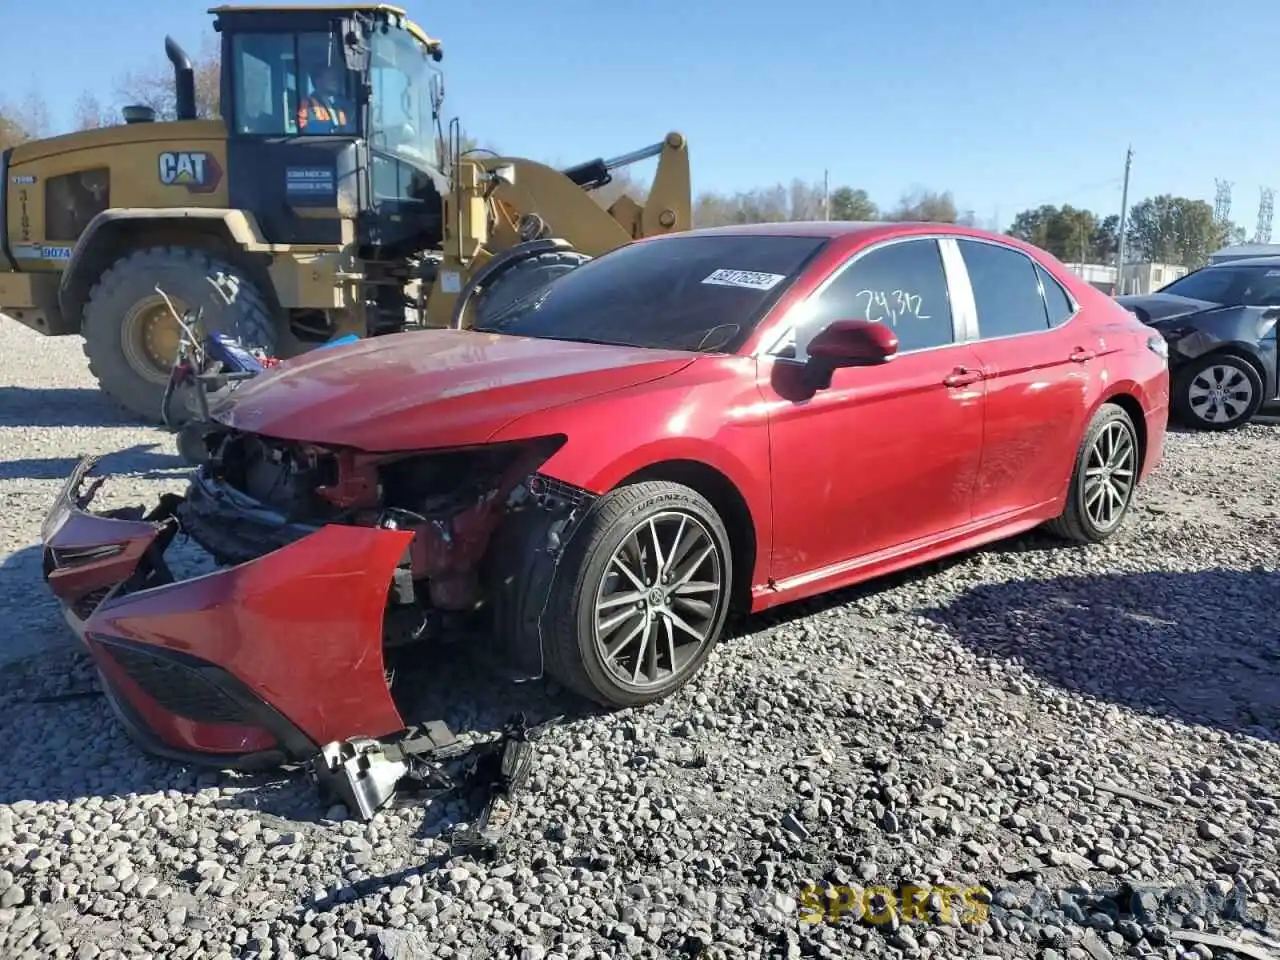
309 713 552 858
154 283 358 466
1093 780 1174 811
1170 929 1279 960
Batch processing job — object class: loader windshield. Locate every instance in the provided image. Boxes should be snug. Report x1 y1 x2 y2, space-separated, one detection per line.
369 26 440 171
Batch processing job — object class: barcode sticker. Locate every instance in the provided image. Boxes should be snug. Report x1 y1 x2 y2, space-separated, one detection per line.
701 268 786 291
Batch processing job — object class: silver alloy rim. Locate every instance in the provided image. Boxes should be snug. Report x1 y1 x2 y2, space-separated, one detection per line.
1188 363 1254 424
593 510 724 690
1083 420 1136 530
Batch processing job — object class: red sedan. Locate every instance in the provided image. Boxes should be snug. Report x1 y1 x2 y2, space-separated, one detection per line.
40 221 1170 769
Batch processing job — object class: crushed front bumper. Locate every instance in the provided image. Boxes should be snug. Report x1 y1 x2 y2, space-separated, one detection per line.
40 456 415 771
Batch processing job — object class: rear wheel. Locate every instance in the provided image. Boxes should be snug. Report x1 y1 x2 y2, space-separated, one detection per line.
542 481 733 708
1171 352 1263 431
1045 403 1140 544
472 250 591 327
81 245 278 423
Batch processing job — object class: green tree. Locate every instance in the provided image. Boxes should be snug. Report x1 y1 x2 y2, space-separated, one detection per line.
1007 204 1109 262
1093 214 1119 263
828 186 877 221
1127 194 1231 268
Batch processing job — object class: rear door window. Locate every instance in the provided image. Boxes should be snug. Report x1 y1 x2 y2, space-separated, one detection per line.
957 239 1051 340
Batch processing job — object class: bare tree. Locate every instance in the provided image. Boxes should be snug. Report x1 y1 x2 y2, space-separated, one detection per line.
591 167 650 211
885 188 960 223
71 92 119 131
0 92 50 150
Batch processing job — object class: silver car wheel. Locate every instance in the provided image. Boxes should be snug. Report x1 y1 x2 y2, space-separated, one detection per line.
1083 419 1136 531
1187 363 1255 424
592 510 724 690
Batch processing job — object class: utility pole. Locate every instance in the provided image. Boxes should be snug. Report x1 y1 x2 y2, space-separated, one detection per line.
1115 145 1133 295
823 169 830 220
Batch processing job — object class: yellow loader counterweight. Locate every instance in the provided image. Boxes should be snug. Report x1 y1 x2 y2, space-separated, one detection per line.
0 2 691 422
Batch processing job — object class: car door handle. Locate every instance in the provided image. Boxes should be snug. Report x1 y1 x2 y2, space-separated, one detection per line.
1069 347 1096 362
942 366 984 387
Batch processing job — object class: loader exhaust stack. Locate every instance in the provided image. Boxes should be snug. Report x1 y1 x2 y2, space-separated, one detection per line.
165 36 198 121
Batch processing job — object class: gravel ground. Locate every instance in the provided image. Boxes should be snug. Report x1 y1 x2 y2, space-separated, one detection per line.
2 318 1279 960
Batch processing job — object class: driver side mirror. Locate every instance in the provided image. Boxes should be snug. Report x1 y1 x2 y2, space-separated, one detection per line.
807 318 898 368
780 318 897 393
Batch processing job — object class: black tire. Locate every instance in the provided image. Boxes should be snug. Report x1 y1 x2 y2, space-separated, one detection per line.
1045 403 1141 544
81 246 278 423
1170 352 1263 431
542 480 733 709
472 250 591 327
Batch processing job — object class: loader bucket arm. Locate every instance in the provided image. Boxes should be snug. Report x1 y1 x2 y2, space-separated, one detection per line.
422 132 691 329
482 132 691 258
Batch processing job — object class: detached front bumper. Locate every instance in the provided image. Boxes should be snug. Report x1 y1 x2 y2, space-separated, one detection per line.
41 456 415 770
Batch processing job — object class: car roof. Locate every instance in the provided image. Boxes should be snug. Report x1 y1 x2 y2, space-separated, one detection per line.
670 220 1025 245
1207 255 1280 268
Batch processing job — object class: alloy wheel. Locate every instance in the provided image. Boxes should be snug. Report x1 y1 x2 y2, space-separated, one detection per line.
592 510 725 690
1187 362 1255 425
1083 419 1136 531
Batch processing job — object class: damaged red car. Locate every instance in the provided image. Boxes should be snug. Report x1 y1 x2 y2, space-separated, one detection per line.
41 221 1170 770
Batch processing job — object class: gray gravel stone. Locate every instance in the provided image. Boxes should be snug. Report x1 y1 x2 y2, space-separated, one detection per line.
2 321 1280 957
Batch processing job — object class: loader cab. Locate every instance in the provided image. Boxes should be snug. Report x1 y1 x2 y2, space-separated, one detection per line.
212 3 447 254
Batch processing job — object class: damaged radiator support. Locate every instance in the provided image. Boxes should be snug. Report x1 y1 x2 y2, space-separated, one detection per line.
307 713 548 858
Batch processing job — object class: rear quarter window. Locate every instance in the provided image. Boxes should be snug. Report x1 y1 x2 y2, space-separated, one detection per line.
1036 263 1075 326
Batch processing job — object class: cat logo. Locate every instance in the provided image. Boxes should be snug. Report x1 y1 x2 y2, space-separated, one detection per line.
157 151 223 193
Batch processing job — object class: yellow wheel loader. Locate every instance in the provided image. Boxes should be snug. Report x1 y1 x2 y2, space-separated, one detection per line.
0 3 691 421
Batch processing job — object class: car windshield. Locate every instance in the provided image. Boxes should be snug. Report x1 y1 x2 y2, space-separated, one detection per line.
369 25 440 169
473 234 828 352
1158 263 1280 307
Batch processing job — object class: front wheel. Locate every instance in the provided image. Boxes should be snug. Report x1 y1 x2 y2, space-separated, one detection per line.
1171 353 1263 431
1045 403 1141 544
542 481 733 708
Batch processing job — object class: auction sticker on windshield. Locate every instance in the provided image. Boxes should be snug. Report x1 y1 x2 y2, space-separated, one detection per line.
701 269 787 291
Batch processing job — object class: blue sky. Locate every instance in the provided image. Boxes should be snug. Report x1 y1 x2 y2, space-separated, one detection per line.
1 0 1274 231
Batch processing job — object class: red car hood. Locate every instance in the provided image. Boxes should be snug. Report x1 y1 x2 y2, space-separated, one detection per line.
210 329 697 451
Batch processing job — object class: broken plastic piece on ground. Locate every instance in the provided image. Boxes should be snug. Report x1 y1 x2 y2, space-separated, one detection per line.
448 727 535 860
308 720 461 820
309 737 410 821
308 713 553 859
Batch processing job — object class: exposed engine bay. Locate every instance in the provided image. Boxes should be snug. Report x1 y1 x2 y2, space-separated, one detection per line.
178 425 597 664
39 433 597 834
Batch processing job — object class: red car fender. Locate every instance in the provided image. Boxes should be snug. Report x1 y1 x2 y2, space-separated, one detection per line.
492 359 776 597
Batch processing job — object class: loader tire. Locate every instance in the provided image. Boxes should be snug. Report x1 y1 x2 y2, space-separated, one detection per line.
472 250 591 327
81 246 278 423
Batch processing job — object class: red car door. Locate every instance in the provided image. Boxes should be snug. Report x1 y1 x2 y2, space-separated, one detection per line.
758 236 987 585
949 237 1105 520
